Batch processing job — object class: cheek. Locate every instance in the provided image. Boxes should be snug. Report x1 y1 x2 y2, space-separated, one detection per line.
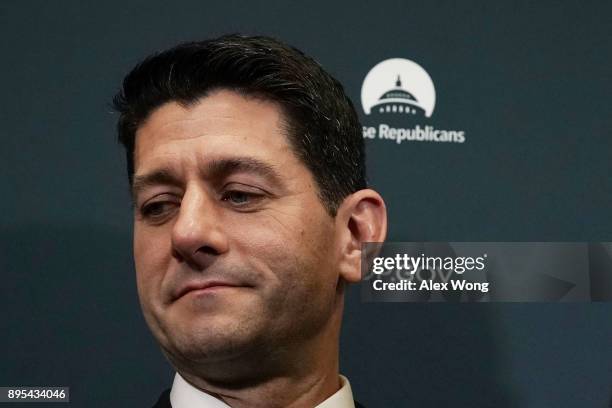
133 226 171 300
230 215 340 336
227 209 337 289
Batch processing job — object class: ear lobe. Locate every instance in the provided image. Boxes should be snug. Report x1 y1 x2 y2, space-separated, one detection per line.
336 189 387 283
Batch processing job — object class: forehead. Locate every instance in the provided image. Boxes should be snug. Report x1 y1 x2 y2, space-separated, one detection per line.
134 90 295 174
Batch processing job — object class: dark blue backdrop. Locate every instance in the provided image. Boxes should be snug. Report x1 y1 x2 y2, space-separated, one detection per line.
1 1 610 407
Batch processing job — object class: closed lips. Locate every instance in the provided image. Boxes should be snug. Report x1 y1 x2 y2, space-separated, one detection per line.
175 281 241 299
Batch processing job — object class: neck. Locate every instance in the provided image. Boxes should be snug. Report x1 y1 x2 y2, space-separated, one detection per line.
172 298 345 408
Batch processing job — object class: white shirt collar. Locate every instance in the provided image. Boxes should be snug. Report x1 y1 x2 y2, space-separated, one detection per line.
170 372 355 408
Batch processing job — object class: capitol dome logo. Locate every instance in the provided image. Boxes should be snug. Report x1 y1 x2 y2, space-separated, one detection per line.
361 57 465 144
361 58 436 118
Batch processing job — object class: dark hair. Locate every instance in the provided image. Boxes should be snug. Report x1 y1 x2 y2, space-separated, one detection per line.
113 34 365 216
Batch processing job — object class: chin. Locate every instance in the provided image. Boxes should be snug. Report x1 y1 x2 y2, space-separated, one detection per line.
163 318 263 363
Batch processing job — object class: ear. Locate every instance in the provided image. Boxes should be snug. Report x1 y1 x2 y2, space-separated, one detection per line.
335 189 387 283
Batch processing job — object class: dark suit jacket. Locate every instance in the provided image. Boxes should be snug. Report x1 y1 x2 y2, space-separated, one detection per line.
152 388 365 408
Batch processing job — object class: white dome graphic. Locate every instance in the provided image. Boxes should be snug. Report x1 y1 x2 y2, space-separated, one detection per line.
361 58 436 117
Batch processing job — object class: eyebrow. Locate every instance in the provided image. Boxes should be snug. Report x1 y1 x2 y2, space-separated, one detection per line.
131 157 284 203
205 157 282 185
131 168 182 203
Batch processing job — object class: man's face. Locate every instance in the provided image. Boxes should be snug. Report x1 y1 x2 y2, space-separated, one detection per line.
132 90 342 366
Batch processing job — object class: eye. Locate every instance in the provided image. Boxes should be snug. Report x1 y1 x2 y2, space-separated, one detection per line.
224 191 250 204
140 201 177 221
221 188 265 208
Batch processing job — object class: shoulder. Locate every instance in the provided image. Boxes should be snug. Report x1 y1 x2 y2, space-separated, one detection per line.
151 388 171 408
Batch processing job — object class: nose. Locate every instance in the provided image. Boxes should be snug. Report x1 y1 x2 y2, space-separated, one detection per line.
171 186 229 270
